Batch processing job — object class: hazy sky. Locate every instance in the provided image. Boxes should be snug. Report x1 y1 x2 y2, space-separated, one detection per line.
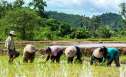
6 0 126 16
46 0 126 16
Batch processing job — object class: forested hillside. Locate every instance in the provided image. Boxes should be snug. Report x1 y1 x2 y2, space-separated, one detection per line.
47 11 82 27
0 0 126 41
47 11 125 30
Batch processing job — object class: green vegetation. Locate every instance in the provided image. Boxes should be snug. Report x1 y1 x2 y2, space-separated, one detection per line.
0 0 126 41
0 56 121 77
0 40 125 77
0 0 126 77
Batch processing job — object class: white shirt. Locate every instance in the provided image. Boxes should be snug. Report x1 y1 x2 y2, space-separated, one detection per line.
5 36 15 50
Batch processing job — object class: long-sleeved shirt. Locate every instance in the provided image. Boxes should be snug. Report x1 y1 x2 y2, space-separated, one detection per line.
107 48 119 61
49 46 64 56
5 36 15 50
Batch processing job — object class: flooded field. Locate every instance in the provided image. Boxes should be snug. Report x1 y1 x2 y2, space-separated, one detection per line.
1 41 126 56
0 41 126 77
1 41 126 49
0 56 122 77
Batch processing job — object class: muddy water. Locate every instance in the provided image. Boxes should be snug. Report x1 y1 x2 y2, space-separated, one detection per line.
78 43 126 48
1 41 126 48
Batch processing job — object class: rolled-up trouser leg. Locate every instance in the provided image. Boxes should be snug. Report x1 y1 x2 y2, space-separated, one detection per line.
75 46 82 63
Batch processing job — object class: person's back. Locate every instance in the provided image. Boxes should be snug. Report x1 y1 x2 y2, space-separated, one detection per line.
106 48 120 67
107 48 119 60
90 48 104 65
50 46 64 56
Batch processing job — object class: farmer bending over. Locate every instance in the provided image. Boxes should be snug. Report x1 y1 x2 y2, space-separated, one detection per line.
90 46 120 67
90 47 105 65
102 46 120 67
5 31 19 63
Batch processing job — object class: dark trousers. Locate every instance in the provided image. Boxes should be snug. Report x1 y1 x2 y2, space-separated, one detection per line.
90 56 103 65
46 50 63 63
8 49 20 63
107 55 120 67
68 46 82 63
75 46 82 63
23 52 35 63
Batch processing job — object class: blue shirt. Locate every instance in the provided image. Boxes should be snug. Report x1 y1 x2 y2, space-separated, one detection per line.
107 48 119 61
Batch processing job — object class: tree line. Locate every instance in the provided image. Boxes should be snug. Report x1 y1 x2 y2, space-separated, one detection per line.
0 0 126 41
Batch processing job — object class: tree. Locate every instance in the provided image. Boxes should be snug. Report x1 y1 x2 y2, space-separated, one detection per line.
70 28 90 39
29 0 47 17
80 16 92 30
96 26 112 38
0 8 41 40
91 16 102 31
13 0 24 8
1 0 13 10
46 18 60 31
119 3 126 30
119 3 126 20
59 23 72 37
0 0 13 18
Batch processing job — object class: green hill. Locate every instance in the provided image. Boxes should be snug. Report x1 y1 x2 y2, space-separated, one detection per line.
47 11 125 30
47 11 82 27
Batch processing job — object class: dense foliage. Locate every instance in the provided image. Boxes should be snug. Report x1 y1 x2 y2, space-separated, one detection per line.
0 0 126 41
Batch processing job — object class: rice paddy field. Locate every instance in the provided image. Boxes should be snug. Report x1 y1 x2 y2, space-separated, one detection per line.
0 41 126 77
0 56 122 77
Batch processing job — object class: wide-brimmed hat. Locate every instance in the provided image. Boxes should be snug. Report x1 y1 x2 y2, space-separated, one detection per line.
9 31 16 35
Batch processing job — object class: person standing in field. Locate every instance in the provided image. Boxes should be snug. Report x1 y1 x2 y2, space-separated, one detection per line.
5 31 19 63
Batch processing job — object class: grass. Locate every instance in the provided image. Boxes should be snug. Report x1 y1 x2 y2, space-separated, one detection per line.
0 55 123 77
